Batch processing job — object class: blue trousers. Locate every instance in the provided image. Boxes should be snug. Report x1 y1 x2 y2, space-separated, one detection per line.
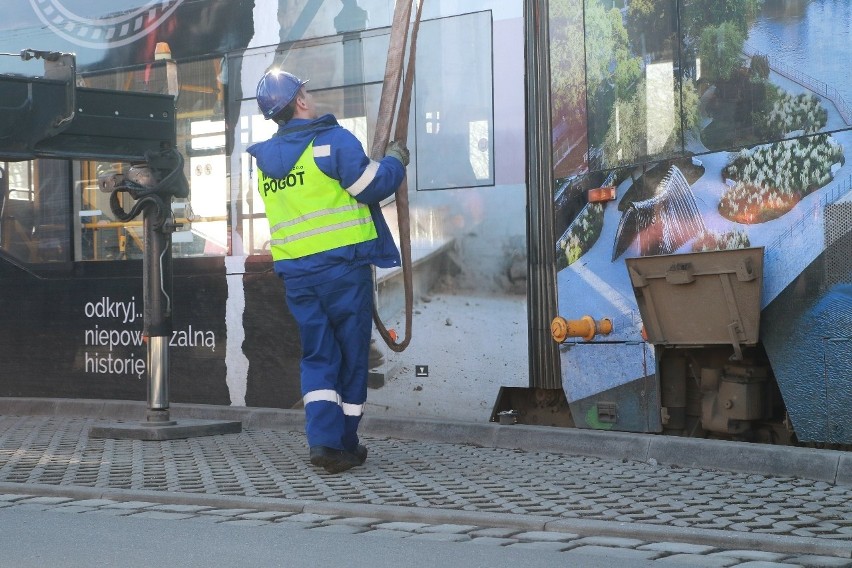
284 264 373 451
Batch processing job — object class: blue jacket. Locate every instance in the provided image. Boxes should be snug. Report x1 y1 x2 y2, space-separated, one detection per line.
247 114 404 288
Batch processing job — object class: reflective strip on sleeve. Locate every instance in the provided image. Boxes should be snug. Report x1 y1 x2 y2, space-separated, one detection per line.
341 402 364 417
313 144 331 158
344 161 380 196
303 389 341 406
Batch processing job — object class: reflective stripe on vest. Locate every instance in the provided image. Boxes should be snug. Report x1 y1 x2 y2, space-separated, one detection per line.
257 140 377 260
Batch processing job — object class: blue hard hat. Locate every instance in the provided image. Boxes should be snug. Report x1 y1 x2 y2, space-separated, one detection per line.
256 70 309 119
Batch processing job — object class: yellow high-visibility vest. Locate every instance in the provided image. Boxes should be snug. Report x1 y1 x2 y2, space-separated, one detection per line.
257 140 377 260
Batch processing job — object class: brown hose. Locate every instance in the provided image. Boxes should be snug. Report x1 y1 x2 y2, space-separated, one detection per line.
370 0 423 353
370 0 412 157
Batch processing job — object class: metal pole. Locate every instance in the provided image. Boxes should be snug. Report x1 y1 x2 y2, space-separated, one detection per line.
524 0 562 390
143 202 175 424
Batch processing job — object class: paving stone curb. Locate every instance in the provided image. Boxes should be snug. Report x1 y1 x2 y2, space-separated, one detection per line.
0 481 849 559
0 397 847 487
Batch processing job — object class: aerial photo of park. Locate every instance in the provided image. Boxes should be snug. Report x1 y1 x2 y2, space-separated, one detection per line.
549 0 852 405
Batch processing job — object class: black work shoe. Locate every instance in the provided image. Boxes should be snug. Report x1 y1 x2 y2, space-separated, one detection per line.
352 444 368 465
309 446 361 474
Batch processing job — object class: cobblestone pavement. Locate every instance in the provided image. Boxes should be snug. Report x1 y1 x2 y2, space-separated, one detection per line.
1 415 851 566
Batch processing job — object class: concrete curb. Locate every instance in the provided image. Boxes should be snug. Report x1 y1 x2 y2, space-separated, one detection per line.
0 397 848 486
0 481 849 559
838 453 852 486
361 414 849 486
646 436 843 484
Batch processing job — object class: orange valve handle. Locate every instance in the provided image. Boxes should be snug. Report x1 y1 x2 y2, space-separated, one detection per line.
551 316 613 342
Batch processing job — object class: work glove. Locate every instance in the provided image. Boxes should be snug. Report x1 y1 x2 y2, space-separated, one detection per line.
385 140 410 166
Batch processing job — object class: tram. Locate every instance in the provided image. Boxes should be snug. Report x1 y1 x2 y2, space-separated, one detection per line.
0 0 849 447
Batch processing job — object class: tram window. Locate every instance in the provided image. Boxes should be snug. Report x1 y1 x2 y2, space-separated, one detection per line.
5 161 32 201
415 11 495 190
235 10 496 255
75 161 140 261
0 159 72 264
78 57 229 260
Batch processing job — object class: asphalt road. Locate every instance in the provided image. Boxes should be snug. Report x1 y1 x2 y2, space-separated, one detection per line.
0 506 661 568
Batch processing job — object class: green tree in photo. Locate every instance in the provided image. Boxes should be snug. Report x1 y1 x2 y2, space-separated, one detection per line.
584 0 617 98
550 0 586 122
614 50 642 101
677 79 701 135
626 0 676 57
698 22 746 83
550 0 588 175
583 0 617 150
602 78 697 174
603 78 648 168
749 54 770 82
585 0 643 158
608 5 639 102
556 203 605 270
682 0 763 41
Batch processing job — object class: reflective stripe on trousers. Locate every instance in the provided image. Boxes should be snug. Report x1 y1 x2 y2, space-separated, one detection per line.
303 389 364 417
285 264 373 451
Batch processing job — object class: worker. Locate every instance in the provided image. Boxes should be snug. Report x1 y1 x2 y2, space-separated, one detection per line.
247 69 409 474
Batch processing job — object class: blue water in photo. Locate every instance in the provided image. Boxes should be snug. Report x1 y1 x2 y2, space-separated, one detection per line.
747 0 852 105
